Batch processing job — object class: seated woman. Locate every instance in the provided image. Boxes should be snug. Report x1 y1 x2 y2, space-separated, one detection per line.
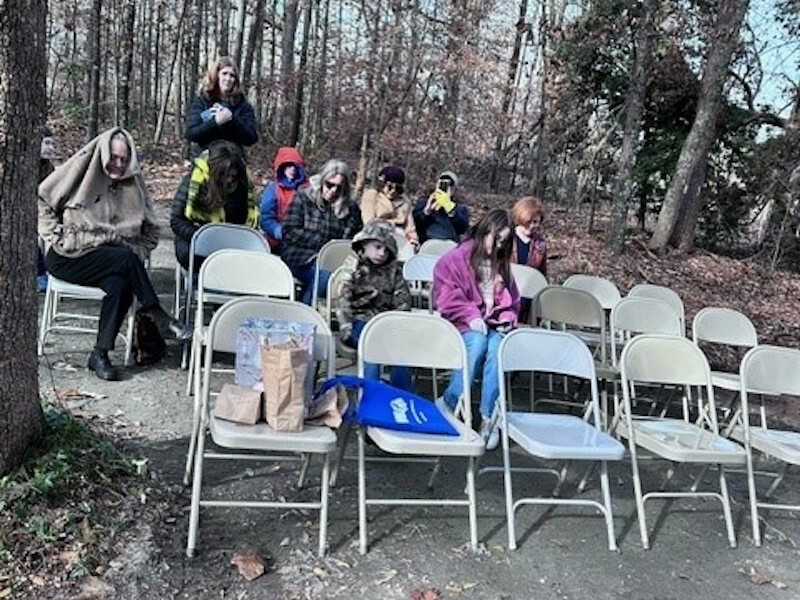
38 127 192 382
259 146 308 252
360 165 417 247
185 56 258 153
412 170 470 245
434 208 520 450
511 196 548 323
170 140 260 271
281 159 363 305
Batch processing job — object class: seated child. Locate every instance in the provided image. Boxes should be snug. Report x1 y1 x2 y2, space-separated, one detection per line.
337 219 413 390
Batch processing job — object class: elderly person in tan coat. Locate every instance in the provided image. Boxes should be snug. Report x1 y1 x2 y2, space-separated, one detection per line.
38 127 191 381
360 165 418 247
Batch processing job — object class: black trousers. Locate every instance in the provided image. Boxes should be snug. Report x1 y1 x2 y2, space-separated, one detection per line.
45 245 161 351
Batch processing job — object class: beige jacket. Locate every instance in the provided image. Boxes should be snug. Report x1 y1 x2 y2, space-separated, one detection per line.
360 188 418 246
38 127 159 259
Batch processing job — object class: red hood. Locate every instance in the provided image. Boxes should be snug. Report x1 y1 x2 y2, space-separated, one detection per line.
273 146 305 178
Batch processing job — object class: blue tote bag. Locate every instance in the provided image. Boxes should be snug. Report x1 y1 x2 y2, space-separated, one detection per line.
313 376 458 436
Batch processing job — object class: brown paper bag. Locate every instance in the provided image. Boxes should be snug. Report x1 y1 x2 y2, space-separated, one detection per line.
262 344 309 432
214 384 262 424
305 383 350 428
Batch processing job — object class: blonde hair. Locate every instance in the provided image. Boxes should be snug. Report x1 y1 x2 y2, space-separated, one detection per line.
511 196 545 226
201 56 242 100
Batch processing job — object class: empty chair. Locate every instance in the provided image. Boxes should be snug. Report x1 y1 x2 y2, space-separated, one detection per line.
38 276 135 366
737 345 800 546
692 307 758 392
311 239 354 311
418 238 457 257
610 296 683 367
497 329 625 550
563 274 621 311
510 263 548 325
186 296 336 558
618 335 746 549
628 283 686 334
392 231 415 262
402 253 439 312
356 311 484 554
324 265 357 362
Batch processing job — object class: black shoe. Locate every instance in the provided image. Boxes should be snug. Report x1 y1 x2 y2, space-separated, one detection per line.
167 318 193 341
87 350 121 381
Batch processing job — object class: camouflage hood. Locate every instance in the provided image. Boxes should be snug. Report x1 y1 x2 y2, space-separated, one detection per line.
352 219 398 258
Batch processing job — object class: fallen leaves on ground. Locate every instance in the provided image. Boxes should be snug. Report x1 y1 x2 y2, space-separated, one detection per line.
410 588 441 600
230 548 269 581
741 566 788 589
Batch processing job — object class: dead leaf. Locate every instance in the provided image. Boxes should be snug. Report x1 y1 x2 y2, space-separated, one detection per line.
312 567 329 579
744 566 774 586
410 588 441 600
230 549 267 581
374 569 397 585
445 581 479 593
58 549 81 568
29 574 46 587
72 576 114 600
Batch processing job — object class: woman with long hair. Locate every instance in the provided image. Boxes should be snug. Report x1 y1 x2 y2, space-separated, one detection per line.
170 140 260 270
281 159 363 305
185 56 258 152
434 208 520 450
39 128 192 381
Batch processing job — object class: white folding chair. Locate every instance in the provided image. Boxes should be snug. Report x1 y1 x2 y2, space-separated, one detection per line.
392 231 415 262
510 263 548 325
497 329 624 550
692 306 758 393
737 345 800 546
186 296 336 558
310 239 354 312
186 249 295 396
563 274 621 312
628 283 686 334
38 276 135 366
325 265 357 363
418 238 457 257
402 253 439 312
618 335 746 549
356 311 484 554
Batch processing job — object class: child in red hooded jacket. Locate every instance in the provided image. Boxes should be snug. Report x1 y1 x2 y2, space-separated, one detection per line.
259 147 308 251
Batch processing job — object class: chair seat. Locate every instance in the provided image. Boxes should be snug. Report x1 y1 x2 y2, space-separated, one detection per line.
209 417 337 454
595 363 619 381
710 370 741 391
505 413 625 461
618 418 745 464
730 426 800 465
366 399 484 457
49 277 107 299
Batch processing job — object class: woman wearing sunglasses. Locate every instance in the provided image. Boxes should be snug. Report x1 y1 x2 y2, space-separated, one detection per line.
360 165 418 247
281 159 363 304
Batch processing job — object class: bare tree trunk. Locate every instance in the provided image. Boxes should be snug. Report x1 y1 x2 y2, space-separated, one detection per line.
649 0 749 253
119 0 136 128
242 0 265 87
154 0 191 145
607 0 656 254
87 0 102 137
280 0 300 142
217 0 230 56
0 0 46 475
233 0 247 66
290 0 313 145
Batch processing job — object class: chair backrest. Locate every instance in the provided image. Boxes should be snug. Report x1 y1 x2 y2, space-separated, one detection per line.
692 307 758 348
312 239 355 308
358 311 472 423
325 265 351 328
563 274 621 310
628 283 685 333
740 345 800 398
402 253 438 284
191 223 270 259
198 249 295 301
498 328 601 425
392 232 415 262
418 239 457 257
205 296 334 377
510 263 548 301
535 286 605 331
610 296 682 366
620 334 719 430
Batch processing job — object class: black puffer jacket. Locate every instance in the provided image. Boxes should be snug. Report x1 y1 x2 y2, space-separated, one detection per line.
185 93 258 151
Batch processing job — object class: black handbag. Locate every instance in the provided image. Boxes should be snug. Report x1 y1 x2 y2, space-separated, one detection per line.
132 310 167 366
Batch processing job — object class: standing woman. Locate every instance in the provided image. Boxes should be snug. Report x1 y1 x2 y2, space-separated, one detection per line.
38 128 192 381
281 159 363 305
434 208 520 450
171 140 260 270
185 56 258 152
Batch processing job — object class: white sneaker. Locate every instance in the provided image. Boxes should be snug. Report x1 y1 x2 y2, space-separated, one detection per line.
480 417 499 451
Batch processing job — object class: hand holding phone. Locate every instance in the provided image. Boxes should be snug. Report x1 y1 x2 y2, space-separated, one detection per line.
433 189 455 214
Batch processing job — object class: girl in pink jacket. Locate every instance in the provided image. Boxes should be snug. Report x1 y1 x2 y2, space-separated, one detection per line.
433 208 520 450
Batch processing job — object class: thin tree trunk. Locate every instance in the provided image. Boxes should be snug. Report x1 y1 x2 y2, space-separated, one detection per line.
242 0 265 86
290 0 312 145
607 0 656 254
217 0 230 56
0 0 47 474
154 0 191 145
87 0 102 137
233 0 247 66
119 0 136 128
280 0 300 142
649 0 749 253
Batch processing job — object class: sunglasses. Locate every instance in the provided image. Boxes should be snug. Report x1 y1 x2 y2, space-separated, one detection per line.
323 180 343 192
384 182 403 192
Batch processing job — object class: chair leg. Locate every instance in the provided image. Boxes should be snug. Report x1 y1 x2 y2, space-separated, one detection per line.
183 386 203 486
357 427 368 555
718 465 737 548
599 461 617 551
502 428 517 550
745 447 762 546
186 335 197 396
186 421 206 557
467 456 478 552
123 306 135 367
330 421 352 487
628 439 650 549
38 283 54 355
427 457 442 490
298 453 312 489
318 453 330 557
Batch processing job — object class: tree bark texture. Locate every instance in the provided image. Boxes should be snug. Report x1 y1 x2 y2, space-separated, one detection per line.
0 0 47 475
87 0 102 137
648 0 749 253
607 0 656 254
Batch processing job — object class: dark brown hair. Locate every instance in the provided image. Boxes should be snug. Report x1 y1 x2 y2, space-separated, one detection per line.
206 141 246 210
201 56 243 100
468 208 513 285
